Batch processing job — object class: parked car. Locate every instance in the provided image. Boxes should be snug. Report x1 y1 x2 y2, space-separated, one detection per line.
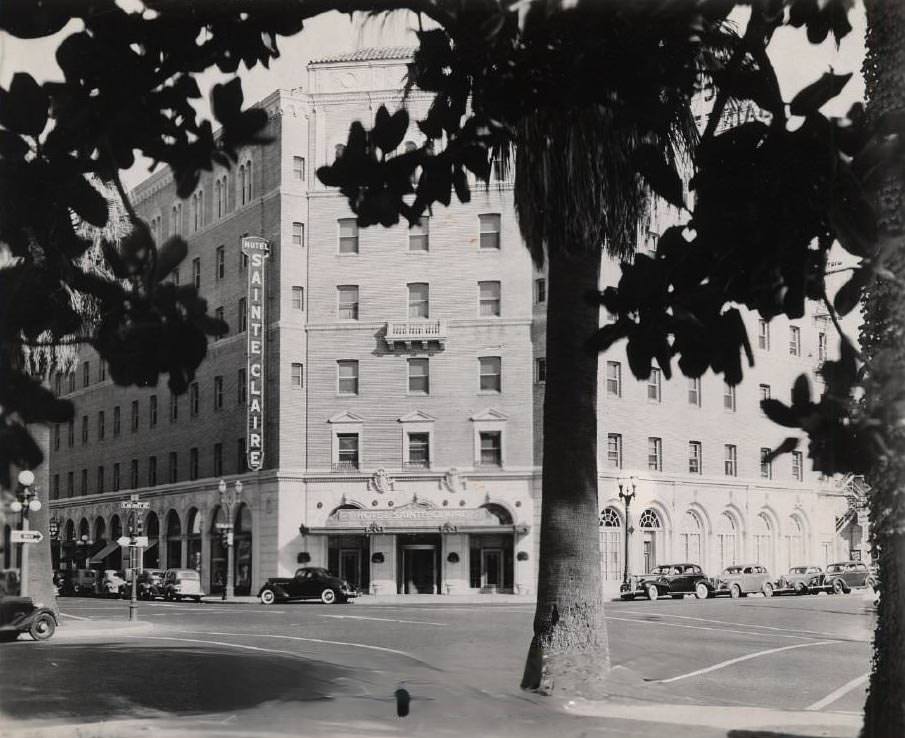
709 564 773 598
136 569 165 600
57 569 98 596
619 563 711 601
162 569 203 602
258 567 358 605
0 596 57 642
100 570 127 597
810 561 877 594
775 566 824 595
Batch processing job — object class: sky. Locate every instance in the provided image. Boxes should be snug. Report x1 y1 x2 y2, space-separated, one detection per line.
0 3 867 188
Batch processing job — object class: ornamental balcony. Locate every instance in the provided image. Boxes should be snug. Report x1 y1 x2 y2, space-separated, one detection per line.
384 320 447 351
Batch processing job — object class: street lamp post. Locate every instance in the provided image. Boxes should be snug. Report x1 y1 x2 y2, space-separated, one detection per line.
218 479 243 600
49 516 60 572
617 476 637 586
9 470 41 597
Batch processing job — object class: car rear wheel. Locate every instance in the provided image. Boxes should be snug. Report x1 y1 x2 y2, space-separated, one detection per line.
695 582 710 600
762 582 774 598
645 583 659 602
730 584 742 599
832 579 847 595
795 582 808 595
259 589 276 605
321 589 337 605
29 613 56 641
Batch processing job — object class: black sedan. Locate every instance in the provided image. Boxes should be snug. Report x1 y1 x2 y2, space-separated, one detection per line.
620 563 712 601
258 567 358 605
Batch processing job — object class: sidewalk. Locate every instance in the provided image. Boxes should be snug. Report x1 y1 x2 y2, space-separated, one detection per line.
55 615 155 638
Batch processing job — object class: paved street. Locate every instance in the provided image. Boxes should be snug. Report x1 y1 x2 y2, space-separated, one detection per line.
0 593 875 738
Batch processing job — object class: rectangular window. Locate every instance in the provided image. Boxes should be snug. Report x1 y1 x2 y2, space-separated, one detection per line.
131 400 139 432
758 384 771 412
648 437 663 471
67 419 74 447
337 360 359 395
478 280 501 317
189 448 199 480
192 258 201 289
647 368 662 402
758 319 770 350
292 221 305 246
82 361 90 387
190 382 199 416
688 376 701 406
479 356 502 392
97 411 105 441
689 441 702 474
238 369 247 404
113 406 121 436
214 375 224 408
213 443 223 477
479 431 502 466
407 282 429 318
130 459 139 489
724 444 738 476
80 468 88 495
148 456 157 486
169 393 178 422
409 216 429 251
789 326 801 356
54 424 61 451
112 464 119 492
239 297 247 332
338 218 358 253
535 278 546 304
760 448 772 479
408 358 429 394
337 433 359 469
169 452 178 483
67 471 74 497
293 156 305 180
216 245 225 280
291 363 304 389
81 415 88 444
535 357 546 383
408 432 430 467
607 433 623 469
237 438 247 473
96 466 105 494
149 395 158 427
291 286 304 310
53 474 60 500
606 361 622 397
479 213 501 250
98 361 106 381
792 450 804 480
724 383 736 411
337 285 359 320
171 269 180 286
818 332 827 362
214 306 225 338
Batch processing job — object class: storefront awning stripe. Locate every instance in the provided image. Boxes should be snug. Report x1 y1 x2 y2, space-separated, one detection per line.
88 541 121 564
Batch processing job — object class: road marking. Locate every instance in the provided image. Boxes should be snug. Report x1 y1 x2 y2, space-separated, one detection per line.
606 615 819 640
59 612 91 621
122 635 311 663
656 640 838 683
316 614 446 626
619 609 852 640
806 673 869 711
177 630 419 660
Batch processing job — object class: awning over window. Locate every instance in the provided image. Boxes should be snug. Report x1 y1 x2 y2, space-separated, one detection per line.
88 541 120 564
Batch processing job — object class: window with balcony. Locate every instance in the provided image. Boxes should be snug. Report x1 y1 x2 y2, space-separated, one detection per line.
407 282 430 319
478 281 501 316
338 285 359 320
407 432 430 468
606 361 622 397
724 444 738 476
647 367 662 402
648 437 663 471
789 326 801 356
338 218 358 253
607 433 622 468
479 431 502 466
479 356 502 392
291 286 304 310
408 358 429 394
479 213 501 250
409 216 429 251
689 441 702 474
291 363 304 389
760 448 772 479
337 360 359 395
336 433 359 470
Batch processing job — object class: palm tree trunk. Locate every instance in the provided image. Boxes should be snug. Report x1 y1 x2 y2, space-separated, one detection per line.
860 1 905 735
521 245 609 697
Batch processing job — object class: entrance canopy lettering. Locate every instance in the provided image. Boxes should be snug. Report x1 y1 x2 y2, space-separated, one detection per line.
327 506 502 528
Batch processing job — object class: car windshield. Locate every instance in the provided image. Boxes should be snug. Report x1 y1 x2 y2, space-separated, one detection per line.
650 566 672 575
178 571 200 580
722 567 742 575
790 567 807 574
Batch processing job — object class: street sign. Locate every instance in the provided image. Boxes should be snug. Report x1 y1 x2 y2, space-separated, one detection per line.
117 536 150 547
117 536 131 546
133 536 149 548
121 501 150 510
214 522 233 529
10 530 43 544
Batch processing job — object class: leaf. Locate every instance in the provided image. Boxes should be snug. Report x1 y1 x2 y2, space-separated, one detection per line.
761 400 801 428
833 267 867 316
65 175 109 227
0 130 28 159
0 72 48 135
764 437 800 462
789 72 853 117
587 323 628 353
791 374 812 409
632 144 684 209
212 78 244 125
452 166 470 204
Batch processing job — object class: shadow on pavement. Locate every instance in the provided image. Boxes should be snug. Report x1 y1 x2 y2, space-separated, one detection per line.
729 732 853 738
0 642 356 721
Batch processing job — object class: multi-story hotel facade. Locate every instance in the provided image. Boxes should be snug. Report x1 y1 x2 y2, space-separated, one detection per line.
42 48 857 598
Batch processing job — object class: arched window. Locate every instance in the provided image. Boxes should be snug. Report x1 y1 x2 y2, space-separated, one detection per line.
186 508 202 571
599 507 622 580
64 519 75 541
716 512 738 569
786 515 804 570
94 516 107 543
753 513 774 571
639 508 662 573
244 159 253 203
110 514 122 541
238 164 247 206
639 509 661 529
679 511 703 564
166 510 182 568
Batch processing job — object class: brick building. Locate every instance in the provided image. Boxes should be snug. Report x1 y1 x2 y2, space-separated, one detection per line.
44 48 851 598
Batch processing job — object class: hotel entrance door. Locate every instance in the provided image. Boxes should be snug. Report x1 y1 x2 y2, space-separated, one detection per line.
481 548 504 590
401 545 437 594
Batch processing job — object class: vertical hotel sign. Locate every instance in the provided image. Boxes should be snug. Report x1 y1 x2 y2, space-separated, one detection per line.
242 236 270 471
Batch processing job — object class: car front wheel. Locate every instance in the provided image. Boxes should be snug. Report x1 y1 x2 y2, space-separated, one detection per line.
29 613 56 641
321 589 337 605
762 582 774 598
646 583 659 602
259 589 276 605
695 582 710 600
832 579 847 595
